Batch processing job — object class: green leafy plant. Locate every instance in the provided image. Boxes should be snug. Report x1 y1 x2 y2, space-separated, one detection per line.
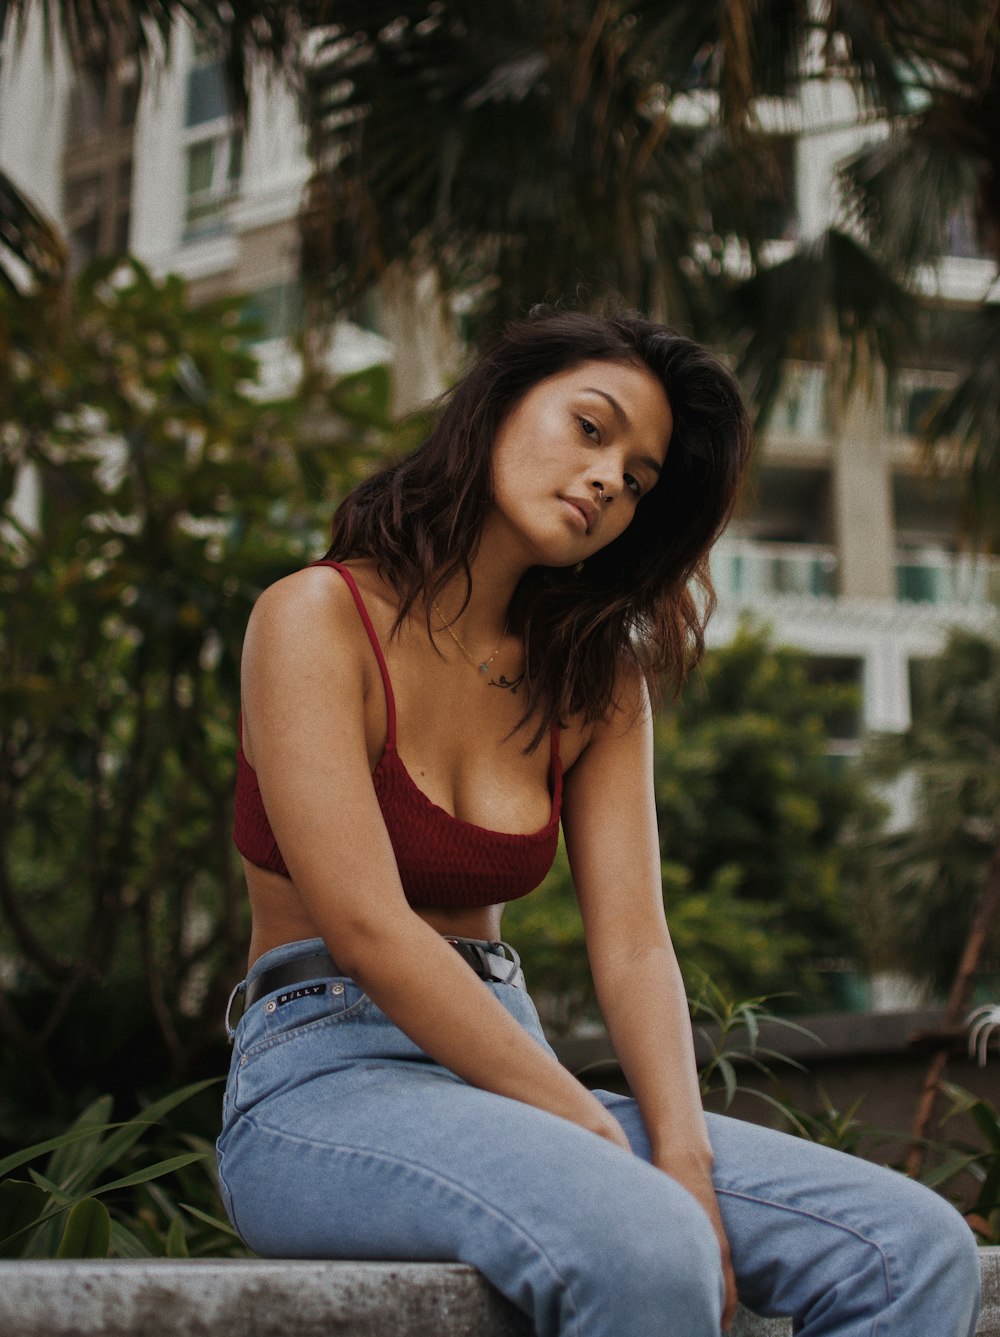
775 1089 874 1156
0 1079 246 1259
689 973 816 1126
919 1082 1000 1242
0 257 420 1115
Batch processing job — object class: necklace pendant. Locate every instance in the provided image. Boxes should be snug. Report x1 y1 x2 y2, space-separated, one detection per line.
478 662 490 674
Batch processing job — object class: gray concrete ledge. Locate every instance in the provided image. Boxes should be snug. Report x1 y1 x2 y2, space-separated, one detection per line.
1 1251 997 1335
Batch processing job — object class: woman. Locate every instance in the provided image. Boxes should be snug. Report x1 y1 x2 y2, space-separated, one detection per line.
217 309 979 1336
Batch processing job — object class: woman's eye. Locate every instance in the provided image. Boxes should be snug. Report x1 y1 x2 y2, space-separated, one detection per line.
625 473 642 498
579 417 600 441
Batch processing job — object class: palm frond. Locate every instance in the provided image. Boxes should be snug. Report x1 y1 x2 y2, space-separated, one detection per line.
842 125 984 273
0 169 67 296
923 307 1000 546
729 227 917 424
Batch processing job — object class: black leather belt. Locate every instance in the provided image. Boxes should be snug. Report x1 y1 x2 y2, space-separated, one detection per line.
242 937 524 1011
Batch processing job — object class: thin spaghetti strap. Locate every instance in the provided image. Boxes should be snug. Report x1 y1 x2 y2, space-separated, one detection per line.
309 560 397 748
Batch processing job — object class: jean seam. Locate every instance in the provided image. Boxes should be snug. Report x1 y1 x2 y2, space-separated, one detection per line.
241 1111 583 1337
716 1185 896 1329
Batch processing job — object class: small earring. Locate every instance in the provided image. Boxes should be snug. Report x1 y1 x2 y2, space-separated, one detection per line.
573 561 584 576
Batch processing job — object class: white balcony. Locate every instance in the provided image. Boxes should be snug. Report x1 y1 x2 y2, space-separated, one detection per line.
896 550 1000 606
714 540 1000 609
713 540 838 600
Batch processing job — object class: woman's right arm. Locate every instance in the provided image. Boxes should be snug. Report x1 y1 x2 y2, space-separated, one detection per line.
240 569 628 1148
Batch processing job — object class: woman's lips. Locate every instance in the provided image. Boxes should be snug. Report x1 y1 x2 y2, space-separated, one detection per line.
560 496 597 534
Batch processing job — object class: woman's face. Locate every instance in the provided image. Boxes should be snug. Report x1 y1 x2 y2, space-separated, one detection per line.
488 358 673 568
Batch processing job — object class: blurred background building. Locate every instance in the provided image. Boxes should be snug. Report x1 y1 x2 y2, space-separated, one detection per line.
3 10 996 760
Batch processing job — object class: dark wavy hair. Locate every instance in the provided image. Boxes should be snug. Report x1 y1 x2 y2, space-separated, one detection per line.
326 308 753 749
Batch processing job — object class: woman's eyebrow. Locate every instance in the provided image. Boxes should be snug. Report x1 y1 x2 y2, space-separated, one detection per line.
582 387 664 477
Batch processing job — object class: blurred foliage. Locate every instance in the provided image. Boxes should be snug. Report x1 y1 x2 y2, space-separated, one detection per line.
849 629 1000 995
922 1082 1000 1242
0 258 418 1128
659 624 882 1006
0 1079 248 1259
509 623 883 1028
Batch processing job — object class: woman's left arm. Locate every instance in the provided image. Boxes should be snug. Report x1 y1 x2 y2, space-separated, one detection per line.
562 667 737 1328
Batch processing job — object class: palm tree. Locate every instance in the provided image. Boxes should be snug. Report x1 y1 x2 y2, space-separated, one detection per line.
295 3 1000 541
300 3 925 337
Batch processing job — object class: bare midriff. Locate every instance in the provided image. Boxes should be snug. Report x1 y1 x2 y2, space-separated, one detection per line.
244 862 504 969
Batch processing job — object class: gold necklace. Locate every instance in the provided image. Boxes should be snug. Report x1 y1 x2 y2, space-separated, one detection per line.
432 601 505 676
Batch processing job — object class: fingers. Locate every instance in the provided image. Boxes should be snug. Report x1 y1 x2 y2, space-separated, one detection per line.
720 1254 738 1331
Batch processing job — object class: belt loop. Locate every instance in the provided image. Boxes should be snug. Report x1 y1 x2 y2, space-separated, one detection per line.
497 941 522 985
225 979 247 1042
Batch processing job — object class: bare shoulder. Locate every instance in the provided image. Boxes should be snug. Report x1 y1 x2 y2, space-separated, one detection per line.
603 659 652 736
240 565 384 761
243 563 382 661
562 661 651 773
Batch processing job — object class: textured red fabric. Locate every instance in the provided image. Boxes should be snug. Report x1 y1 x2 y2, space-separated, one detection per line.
232 562 562 908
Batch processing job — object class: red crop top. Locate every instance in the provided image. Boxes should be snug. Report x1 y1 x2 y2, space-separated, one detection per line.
232 561 563 908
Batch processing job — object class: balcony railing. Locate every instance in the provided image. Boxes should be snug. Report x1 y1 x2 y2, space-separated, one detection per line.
715 541 1000 607
713 540 838 600
896 551 1000 605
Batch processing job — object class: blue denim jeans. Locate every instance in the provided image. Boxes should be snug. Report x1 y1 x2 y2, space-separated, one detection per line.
216 939 980 1337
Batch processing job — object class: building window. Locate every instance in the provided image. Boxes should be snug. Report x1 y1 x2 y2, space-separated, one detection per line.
182 56 243 240
61 46 138 271
889 374 955 439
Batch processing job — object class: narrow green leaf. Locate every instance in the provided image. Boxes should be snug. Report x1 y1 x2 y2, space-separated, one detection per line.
109 1220 154 1259
919 1153 978 1189
0 1125 126 1179
47 1096 114 1186
752 1091 813 1137
0 1152 207 1253
165 1214 189 1258
89 1151 208 1196
741 1008 760 1050
970 1103 1000 1152
71 1080 221 1192
179 1202 242 1239
717 1057 737 1108
56 1198 112 1259
27 1169 68 1201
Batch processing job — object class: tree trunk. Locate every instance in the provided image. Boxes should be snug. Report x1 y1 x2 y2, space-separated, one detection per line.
905 836 1000 1177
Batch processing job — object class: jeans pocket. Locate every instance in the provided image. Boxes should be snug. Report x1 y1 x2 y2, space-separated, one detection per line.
258 976 368 1042
260 981 338 1038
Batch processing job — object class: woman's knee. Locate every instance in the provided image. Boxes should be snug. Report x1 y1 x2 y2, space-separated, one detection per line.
563 1174 723 1330
891 1178 980 1288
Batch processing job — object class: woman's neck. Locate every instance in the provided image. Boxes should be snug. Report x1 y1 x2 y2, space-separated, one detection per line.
430 524 529 645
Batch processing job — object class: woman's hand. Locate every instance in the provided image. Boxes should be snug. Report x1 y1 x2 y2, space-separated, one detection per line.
655 1150 737 1333
589 1109 634 1154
